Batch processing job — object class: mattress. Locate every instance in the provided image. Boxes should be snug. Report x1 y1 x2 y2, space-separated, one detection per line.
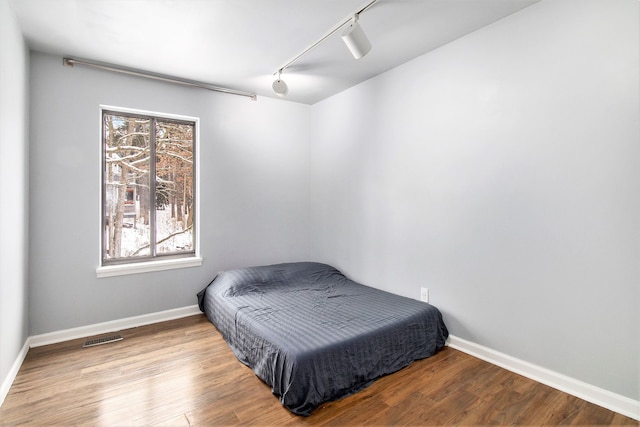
197 262 448 416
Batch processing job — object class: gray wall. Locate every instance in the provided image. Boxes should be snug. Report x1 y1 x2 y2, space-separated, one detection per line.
28 52 311 335
0 0 30 396
310 0 639 400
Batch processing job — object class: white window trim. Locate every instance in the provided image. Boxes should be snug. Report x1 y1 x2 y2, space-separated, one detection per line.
97 105 201 278
96 256 203 278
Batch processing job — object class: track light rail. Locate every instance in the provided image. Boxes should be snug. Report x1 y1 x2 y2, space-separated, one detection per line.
273 0 380 75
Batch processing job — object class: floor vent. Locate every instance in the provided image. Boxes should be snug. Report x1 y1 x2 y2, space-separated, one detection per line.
83 334 123 348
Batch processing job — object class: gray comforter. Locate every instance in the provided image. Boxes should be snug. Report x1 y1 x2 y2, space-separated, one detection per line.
197 262 448 416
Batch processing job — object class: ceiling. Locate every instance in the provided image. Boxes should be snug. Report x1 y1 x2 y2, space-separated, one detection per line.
9 0 540 105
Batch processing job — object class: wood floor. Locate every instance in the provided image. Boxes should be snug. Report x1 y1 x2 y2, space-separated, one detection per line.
1 315 637 426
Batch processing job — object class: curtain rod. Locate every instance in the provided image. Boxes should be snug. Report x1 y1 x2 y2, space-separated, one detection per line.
63 57 257 101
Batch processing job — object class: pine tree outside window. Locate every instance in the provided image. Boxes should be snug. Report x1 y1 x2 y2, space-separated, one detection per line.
100 107 199 274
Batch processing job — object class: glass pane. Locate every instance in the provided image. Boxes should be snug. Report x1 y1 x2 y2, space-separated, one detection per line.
103 114 151 261
154 120 195 254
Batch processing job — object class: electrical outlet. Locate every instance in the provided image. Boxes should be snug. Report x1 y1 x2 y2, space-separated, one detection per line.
420 287 429 303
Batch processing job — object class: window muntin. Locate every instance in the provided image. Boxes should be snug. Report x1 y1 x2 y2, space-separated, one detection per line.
102 109 196 266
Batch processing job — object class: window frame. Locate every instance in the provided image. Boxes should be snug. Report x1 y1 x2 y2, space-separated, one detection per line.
96 106 201 278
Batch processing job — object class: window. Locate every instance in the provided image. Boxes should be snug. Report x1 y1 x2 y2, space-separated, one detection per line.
99 108 199 275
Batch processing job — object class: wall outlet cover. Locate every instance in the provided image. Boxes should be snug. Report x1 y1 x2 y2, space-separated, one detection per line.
420 287 429 303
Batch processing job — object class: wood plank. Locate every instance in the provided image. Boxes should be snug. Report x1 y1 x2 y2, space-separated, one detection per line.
0 314 637 426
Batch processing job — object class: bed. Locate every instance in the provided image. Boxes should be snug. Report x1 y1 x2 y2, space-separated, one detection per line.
197 262 448 416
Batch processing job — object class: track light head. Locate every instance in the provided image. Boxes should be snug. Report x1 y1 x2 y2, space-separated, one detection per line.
272 70 288 96
341 16 372 59
272 78 288 96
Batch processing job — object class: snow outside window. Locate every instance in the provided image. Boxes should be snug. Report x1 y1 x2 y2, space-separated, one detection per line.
99 108 199 274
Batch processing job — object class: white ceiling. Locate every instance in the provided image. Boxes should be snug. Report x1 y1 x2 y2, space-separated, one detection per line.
9 0 540 105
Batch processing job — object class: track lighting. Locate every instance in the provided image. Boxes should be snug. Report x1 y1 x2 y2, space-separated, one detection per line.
272 70 288 96
341 15 372 59
271 0 380 97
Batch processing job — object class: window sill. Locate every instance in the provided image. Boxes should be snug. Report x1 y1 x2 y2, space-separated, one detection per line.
96 257 203 278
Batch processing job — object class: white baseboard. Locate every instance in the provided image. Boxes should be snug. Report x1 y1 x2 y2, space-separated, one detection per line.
447 335 640 421
29 305 202 347
0 340 30 407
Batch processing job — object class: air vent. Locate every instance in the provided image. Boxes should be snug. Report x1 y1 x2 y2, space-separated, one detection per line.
83 334 123 348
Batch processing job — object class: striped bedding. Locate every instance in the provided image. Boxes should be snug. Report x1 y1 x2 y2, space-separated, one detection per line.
197 262 449 416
